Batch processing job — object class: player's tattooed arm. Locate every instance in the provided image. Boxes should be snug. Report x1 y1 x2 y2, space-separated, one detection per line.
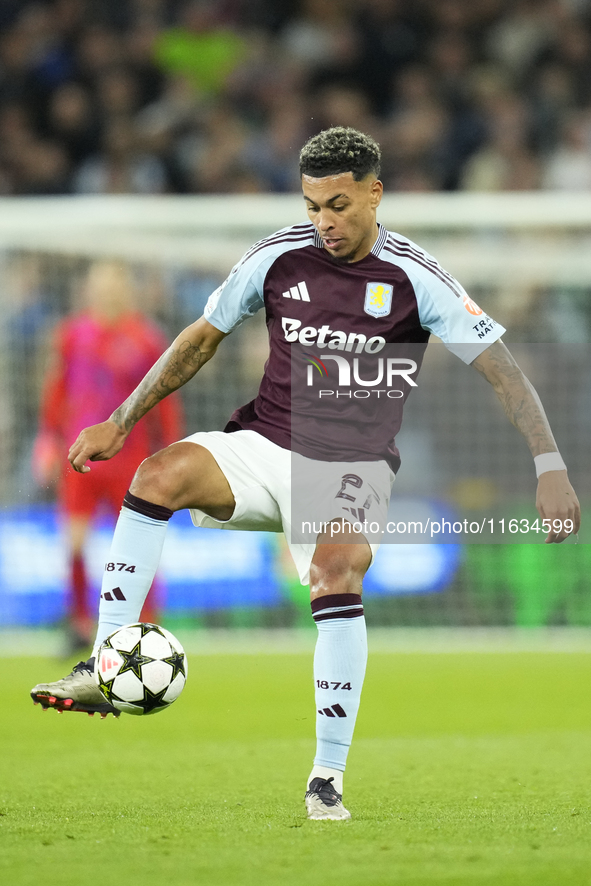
472 341 580 542
111 337 209 434
68 318 227 473
471 341 557 457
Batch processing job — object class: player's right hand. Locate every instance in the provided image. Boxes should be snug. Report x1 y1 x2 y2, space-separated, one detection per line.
68 420 128 473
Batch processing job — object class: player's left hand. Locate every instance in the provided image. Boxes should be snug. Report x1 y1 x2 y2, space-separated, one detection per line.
535 470 581 543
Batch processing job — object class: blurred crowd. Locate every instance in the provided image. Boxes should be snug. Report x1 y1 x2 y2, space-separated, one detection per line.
1 0 591 195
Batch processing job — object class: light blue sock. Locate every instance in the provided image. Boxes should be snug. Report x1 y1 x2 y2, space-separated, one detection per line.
92 495 172 656
311 594 367 773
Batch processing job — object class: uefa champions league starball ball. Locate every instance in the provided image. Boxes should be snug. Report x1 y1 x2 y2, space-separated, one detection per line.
94 623 187 715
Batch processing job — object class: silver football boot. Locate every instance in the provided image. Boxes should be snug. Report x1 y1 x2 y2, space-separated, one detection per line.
305 776 351 820
30 657 119 718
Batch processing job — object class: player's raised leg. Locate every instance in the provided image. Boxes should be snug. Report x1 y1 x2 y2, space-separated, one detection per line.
305 522 371 820
30 441 235 716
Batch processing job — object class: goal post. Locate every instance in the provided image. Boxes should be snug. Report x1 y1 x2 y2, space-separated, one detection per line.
0 193 589 631
2 191 591 283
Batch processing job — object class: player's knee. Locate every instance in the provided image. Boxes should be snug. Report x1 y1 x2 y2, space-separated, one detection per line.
309 545 369 599
129 447 188 510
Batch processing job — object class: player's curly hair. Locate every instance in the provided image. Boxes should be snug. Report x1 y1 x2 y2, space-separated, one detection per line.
299 127 381 181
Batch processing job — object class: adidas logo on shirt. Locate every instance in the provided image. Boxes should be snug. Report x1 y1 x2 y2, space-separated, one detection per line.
282 281 310 301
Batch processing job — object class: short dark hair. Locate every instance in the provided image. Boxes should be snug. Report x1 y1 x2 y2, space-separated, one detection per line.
299 127 381 181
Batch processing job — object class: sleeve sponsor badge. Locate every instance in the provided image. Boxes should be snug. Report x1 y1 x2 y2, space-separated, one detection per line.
364 282 393 318
462 293 483 316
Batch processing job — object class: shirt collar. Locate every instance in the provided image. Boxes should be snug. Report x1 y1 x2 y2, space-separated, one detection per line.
371 223 387 255
313 223 387 257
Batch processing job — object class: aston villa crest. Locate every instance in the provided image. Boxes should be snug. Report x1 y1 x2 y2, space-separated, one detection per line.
364 282 393 318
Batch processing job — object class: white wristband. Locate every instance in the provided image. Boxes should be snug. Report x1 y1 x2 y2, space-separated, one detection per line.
534 452 567 478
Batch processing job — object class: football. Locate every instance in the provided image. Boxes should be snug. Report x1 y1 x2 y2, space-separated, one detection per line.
94 623 188 715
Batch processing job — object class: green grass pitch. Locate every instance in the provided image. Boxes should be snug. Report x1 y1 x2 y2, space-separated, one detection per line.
1 650 591 886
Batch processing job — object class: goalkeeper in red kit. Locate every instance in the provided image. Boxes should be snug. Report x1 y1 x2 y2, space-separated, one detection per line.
33 261 184 652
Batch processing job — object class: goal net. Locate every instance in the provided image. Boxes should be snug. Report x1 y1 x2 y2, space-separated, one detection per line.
0 193 589 632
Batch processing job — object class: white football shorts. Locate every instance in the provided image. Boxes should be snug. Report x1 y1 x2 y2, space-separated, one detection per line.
183 429 395 585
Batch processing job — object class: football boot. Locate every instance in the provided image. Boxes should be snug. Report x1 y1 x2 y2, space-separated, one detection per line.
30 657 119 718
305 776 351 820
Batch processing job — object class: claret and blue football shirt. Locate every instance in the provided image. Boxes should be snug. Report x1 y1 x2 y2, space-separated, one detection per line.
204 223 505 469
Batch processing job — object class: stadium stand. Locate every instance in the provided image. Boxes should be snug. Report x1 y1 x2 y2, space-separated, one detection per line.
1 0 591 196
1 1 590 633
